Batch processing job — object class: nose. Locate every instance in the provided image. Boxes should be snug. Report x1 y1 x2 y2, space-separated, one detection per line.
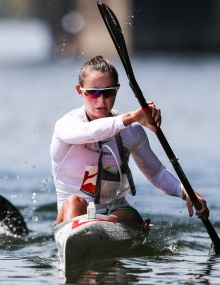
97 93 106 102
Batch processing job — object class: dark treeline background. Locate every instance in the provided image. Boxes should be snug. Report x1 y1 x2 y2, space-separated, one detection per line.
1 0 220 59
132 0 220 52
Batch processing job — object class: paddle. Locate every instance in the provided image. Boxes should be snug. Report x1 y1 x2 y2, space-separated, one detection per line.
97 1 220 255
0 195 28 236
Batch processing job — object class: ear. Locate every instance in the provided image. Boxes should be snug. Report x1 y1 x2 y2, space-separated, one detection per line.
76 85 83 97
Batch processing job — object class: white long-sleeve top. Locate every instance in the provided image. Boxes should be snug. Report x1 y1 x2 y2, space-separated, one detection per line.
50 105 184 212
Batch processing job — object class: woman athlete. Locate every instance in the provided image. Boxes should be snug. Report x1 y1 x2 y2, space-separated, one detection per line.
50 55 209 225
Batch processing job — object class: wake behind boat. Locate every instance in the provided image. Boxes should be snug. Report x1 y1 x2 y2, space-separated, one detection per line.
54 203 151 275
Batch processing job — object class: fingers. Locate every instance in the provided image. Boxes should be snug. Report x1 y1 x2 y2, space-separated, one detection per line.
193 190 210 220
196 208 210 220
185 195 194 217
135 101 161 132
195 200 209 220
147 101 161 128
183 188 210 220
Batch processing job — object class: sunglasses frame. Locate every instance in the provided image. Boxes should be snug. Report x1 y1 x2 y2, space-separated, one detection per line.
80 86 119 99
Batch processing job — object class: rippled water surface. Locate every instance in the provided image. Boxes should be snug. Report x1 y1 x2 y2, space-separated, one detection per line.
1 54 220 284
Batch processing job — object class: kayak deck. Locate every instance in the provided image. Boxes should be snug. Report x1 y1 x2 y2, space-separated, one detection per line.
54 214 151 274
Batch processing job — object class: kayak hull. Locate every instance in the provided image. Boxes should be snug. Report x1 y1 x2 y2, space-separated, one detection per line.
54 214 150 274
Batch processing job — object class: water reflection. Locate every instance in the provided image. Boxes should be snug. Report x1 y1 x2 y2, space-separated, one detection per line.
64 255 220 285
65 259 141 285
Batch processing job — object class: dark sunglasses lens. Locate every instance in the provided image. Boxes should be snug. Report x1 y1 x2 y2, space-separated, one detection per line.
85 88 117 98
86 90 101 98
103 89 116 98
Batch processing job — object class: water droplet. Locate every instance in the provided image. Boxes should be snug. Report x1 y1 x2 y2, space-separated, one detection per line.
32 216 38 222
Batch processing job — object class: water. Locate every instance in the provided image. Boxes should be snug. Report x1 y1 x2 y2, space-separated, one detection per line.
1 54 220 284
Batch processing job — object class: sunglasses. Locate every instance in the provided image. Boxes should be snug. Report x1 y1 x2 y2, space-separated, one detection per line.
80 87 119 99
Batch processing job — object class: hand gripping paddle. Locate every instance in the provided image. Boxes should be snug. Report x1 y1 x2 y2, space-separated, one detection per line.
97 1 220 255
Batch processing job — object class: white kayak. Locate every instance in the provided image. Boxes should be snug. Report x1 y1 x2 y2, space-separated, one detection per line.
54 212 151 274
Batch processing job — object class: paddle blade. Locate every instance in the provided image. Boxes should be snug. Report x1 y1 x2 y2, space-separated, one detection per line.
97 1 144 103
97 2 131 75
0 195 28 236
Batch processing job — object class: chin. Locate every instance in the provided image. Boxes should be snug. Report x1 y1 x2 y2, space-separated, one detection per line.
96 111 110 118
95 115 108 119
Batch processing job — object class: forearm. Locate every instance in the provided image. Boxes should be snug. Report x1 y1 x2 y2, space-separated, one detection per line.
122 109 144 126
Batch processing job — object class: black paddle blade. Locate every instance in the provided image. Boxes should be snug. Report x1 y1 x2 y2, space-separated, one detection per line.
0 195 28 236
97 1 132 76
97 1 144 104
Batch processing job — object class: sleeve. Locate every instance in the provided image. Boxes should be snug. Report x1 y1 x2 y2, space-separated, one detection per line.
131 124 184 199
54 111 126 144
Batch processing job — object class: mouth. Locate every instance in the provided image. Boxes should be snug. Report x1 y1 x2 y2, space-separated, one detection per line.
96 107 107 111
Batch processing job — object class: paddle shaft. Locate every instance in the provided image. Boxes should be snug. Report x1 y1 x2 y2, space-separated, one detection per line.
131 71 220 252
131 65 220 249
130 81 203 207
97 1 220 253
141 96 220 245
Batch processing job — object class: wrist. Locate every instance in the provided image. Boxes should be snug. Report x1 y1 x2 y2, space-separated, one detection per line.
122 111 136 126
182 187 187 200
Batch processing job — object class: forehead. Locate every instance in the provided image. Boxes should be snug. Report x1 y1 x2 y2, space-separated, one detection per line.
83 71 116 87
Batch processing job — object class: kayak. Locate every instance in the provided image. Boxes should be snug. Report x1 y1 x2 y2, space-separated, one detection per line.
54 208 151 275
